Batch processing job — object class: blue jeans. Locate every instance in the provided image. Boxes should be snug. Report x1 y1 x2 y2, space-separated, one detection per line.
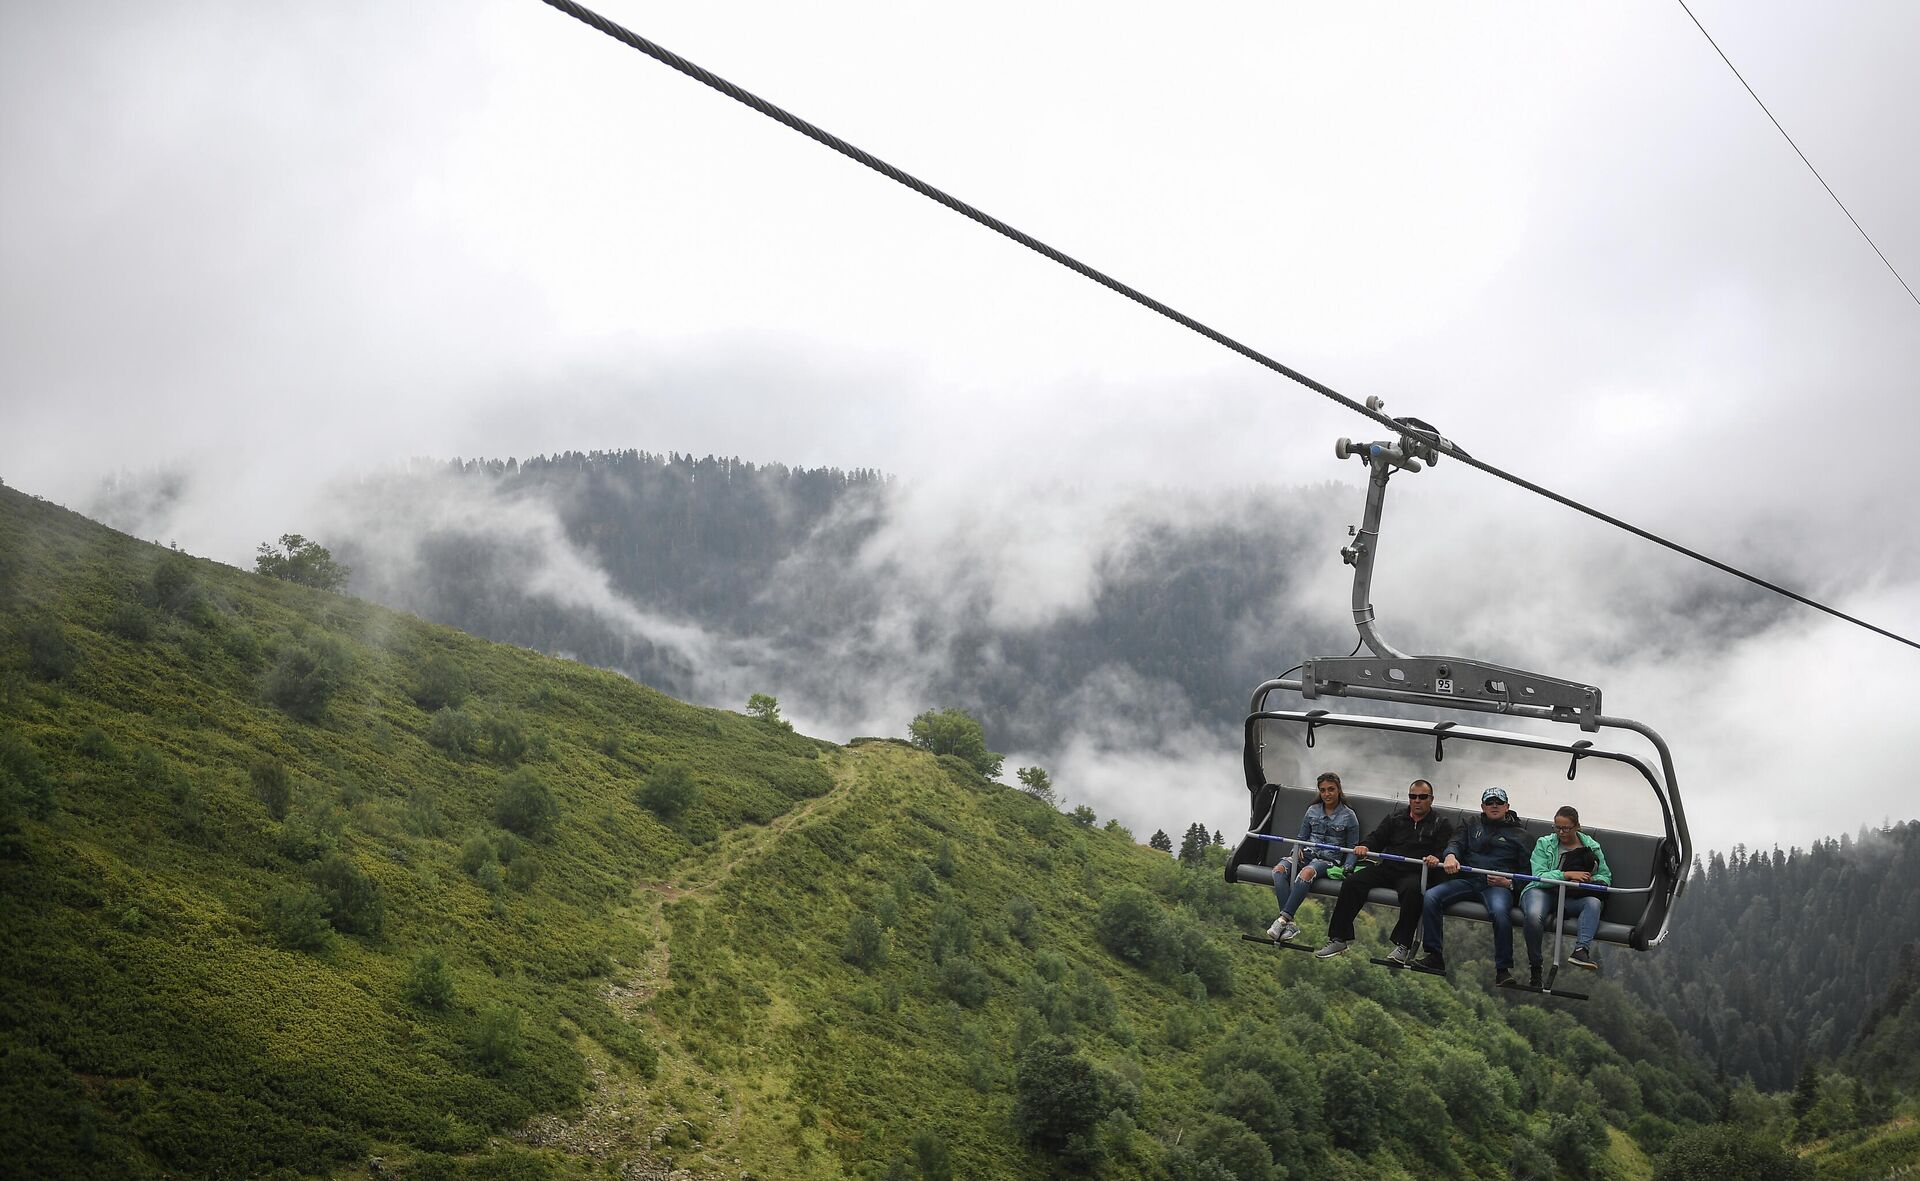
1421 876 1516 971
1521 888 1602 965
1271 858 1336 918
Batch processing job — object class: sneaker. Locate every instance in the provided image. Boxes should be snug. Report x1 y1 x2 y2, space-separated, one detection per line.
1265 917 1286 941
1568 946 1599 971
1527 965 1543 990
1312 939 1349 959
1386 943 1412 966
1413 951 1446 972
1278 919 1301 943
1494 968 1518 988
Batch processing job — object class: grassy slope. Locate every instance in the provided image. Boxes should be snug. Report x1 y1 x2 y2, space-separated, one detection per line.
1 485 1709 1180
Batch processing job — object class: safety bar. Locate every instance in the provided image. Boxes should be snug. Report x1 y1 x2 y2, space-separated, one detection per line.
1247 834 1653 894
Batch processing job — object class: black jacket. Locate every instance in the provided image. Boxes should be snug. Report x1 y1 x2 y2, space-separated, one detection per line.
1360 808 1454 860
1444 814 1532 874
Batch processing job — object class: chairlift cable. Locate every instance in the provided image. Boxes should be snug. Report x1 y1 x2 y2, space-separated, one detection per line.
533 0 1920 654
1674 0 1920 311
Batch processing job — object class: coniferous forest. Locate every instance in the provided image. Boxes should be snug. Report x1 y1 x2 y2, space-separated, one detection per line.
5 473 1920 1178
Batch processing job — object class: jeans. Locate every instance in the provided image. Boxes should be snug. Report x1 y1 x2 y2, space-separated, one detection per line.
1271 858 1336 919
1422 876 1517 971
1521 887 1602 965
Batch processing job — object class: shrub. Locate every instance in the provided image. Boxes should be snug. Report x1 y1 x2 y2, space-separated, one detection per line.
1012 1038 1106 1160
746 693 793 732
410 654 470 712
910 1130 953 1181
427 707 479 756
0 732 57 821
937 957 991 1008
1653 1125 1812 1181
405 950 456 1010
22 618 78 681
843 912 889 970
264 884 333 951
636 762 697 822
254 533 350 590
150 553 197 611
311 854 383 936
261 637 349 721
494 769 557 840
1095 887 1175 974
470 1003 525 1074
77 726 120 761
458 833 496 876
248 757 292 819
483 713 529 765
1006 895 1038 945
106 602 154 642
929 903 972 964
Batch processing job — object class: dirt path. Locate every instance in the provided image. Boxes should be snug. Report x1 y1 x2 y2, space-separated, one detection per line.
521 749 860 1177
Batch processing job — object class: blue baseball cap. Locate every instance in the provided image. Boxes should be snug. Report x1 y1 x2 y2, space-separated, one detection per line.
1481 786 1509 805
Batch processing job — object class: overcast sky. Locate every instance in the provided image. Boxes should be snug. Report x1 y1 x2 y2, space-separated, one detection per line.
4 0 1917 857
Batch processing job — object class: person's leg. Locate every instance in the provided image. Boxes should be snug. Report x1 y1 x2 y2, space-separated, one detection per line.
1325 872 1372 943
1521 888 1549 968
1481 883 1515 972
1421 878 1476 956
1282 860 1329 918
1269 861 1295 914
1573 894 1602 948
1387 866 1428 947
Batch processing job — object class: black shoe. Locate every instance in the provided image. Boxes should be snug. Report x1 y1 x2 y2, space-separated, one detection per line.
1495 968 1518 988
1413 952 1445 972
1568 946 1598 971
1527 966 1543 990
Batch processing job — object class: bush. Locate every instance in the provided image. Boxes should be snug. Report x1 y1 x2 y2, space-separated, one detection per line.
310 854 383 936
1006 895 1038 945
937 957 991 1008
1095 887 1174 974
910 1129 953 1181
248 757 292 819
483 713 529 765
470 1004 525 1075
1653 1125 1812 1181
1012 1038 1106 1161
0 732 57 822
494 769 557 840
636 762 697 822
22 618 78 681
843 912 889 971
261 637 349 721
254 534 350 590
106 601 154 642
151 553 198 611
405 950 456 1010
410 654 471 712
426 707 479 756
264 884 333 951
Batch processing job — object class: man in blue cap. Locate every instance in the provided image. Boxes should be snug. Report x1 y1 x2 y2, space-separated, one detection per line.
1416 786 1532 986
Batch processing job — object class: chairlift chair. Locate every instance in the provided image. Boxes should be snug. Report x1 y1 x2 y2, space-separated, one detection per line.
1227 404 1691 989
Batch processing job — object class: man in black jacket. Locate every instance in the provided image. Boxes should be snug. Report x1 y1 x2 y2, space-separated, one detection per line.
1313 779 1453 962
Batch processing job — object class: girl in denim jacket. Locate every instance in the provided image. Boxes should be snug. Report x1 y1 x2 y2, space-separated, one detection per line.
1267 772 1360 943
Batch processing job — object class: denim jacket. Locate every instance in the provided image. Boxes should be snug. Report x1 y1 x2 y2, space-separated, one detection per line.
1295 802 1360 870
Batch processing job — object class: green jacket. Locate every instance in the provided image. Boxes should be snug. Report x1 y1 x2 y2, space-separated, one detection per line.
1523 831 1611 896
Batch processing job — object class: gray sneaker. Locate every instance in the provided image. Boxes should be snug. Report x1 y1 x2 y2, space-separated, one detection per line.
1278 919 1301 943
1386 943 1412 966
1265 917 1286 941
1312 938 1349 959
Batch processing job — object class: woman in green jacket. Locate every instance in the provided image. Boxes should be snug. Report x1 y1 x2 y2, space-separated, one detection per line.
1520 806 1612 986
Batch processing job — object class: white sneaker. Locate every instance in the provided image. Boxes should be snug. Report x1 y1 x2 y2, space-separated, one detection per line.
1313 939 1349 959
1266 917 1286 940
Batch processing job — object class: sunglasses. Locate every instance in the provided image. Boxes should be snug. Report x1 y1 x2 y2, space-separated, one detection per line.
1482 799 1508 807
1408 792 1432 800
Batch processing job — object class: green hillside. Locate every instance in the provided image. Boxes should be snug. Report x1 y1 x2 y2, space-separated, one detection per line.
0 484 1739 1179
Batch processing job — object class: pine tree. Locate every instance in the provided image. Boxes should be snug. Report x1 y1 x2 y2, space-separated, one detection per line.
1149 830 1173 854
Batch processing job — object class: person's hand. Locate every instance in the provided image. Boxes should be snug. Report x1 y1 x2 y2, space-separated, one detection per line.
1489 874 1512 888
1353 845 1370 858
1565 870 1592 883
1423 854 1440 867
1443 854 1460 874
